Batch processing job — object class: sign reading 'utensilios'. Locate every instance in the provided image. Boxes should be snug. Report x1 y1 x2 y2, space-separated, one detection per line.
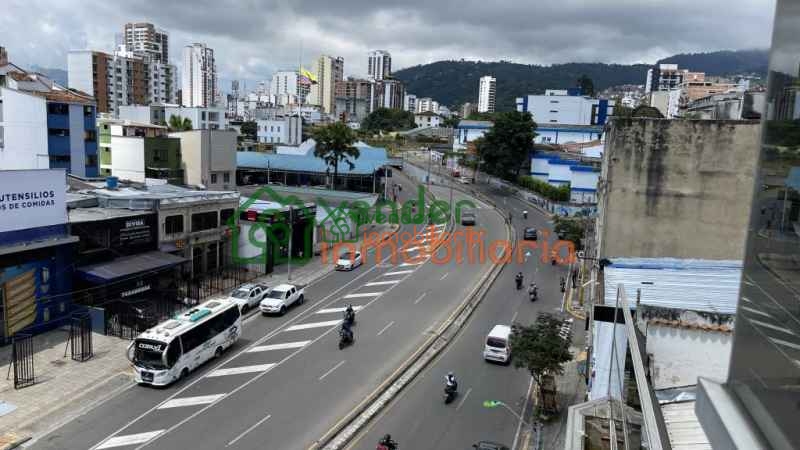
0 169 67 233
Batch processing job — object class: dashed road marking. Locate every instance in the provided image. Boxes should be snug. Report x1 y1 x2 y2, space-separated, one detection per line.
316 306 364 314
207 364 276 378
247 341 310 353
414 292 427 305
365 280 401 287
384 270 414 276
285 320 342 331
344 292 383 298
319 360 346 381
377 321 395 336
400 261 426 267
226 414 271 447
440 272 449 281
158 394 226 409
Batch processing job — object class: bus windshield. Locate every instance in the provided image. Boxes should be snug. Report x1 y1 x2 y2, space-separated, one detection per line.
132 339 168 370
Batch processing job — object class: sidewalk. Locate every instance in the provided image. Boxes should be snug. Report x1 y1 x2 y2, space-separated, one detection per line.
0 221 399 449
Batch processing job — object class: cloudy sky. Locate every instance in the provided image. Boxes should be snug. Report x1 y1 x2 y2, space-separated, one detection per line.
1 0 776 89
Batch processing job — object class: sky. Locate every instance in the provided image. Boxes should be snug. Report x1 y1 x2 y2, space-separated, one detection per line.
0 0 776 91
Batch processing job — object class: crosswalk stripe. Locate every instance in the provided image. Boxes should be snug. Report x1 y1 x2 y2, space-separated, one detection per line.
400 261 426 266
384 270 414 276
344 292 383 298
96 430 165 449
286 320 341 331
316 306 364 314
207 364 276 377
365 280 401 286
158 394 225 409
248 341 311 352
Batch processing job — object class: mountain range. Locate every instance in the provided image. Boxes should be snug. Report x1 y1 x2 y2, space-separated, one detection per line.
393 50 769 111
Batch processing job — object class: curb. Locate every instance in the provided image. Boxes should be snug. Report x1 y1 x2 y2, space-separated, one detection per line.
314 202 513 450
0 435 31 450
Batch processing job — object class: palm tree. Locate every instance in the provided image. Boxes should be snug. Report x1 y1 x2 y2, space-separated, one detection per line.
168 115 193 131
313 122 360 190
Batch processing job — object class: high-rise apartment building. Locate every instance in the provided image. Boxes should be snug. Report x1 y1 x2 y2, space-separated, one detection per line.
367 50 391 81
182 43 217 107
123 22 169 64
404 93 417 112
478 75 496 113
308 55 344 114
68 47 176 115
271 70 309 106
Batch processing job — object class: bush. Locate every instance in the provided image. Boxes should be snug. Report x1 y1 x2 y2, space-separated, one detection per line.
517 176 570 202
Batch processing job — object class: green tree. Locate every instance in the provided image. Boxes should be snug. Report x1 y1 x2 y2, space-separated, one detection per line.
240 121 257 139
442 116 461 128
466 111 496 121
313 122 360 190
361 108 416 132
479 111 536 180
510 313 573 405
168 115 192 131
577 74 595 97
553 216 586 250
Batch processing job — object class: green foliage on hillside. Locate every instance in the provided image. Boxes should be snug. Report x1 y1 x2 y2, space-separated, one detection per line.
518 176 570 202
393 50 768 111
361 108 416 132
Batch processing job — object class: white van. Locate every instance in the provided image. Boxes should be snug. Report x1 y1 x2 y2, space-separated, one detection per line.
483 325 512 364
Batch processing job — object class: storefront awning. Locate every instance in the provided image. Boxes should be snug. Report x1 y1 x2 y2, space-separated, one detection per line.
77 250 187 283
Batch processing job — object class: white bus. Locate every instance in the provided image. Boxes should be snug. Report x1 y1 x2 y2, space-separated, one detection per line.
126 299 242 386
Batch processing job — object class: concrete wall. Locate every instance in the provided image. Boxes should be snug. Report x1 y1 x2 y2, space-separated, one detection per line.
646 324 732 389
171 129 236 190
0 88 48 170
110 136 146 182
67 51 94 96
599 118 760 260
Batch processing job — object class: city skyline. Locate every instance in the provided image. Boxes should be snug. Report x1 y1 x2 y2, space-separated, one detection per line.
0 0 774 87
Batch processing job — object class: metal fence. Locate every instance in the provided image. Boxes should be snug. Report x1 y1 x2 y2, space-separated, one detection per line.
104 297 185 340
68 312 93 362
183 263 267 304
9 333 35 389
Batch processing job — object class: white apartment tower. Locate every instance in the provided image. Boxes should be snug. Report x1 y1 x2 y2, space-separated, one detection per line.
182 43 217 107
309 55 344 113
368 50 391 81
123 22 169 63
478 75 496 113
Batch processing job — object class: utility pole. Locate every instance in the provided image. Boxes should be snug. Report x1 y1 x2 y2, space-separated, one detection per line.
287 205 293 281
427 147 432 190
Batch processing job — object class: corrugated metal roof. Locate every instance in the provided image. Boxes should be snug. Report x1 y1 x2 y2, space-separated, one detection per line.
603 258 742 314
661 401 712 450
237 144 388 175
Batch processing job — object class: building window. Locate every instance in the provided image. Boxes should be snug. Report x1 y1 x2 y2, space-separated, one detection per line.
211 173 218 184
191 211 218 232
47 103 69 115
86 155 97 167
48 129 70 137
165 215 184 235
84 130 96 142
220 208 235 225
270 126 274 132
48 155 71 165
84 106 94 117
223 172 230 183
202 111 207 120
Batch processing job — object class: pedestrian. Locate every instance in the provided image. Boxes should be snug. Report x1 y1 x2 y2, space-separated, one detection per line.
571 269 578 288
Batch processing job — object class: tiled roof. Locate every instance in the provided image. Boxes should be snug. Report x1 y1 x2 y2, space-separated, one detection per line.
40 89 95 105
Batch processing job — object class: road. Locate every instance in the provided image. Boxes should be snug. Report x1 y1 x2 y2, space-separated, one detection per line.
32 171 507 450
348 173 575 450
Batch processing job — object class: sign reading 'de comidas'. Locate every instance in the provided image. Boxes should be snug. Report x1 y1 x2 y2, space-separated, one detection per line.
0 169 67 233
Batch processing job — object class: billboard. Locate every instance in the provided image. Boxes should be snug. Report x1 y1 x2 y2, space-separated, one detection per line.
0 169 67 233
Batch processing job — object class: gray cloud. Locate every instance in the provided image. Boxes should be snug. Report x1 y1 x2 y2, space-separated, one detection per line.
0 0 775 90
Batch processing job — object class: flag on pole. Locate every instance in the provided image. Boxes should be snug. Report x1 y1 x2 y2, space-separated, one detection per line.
299 67 318 85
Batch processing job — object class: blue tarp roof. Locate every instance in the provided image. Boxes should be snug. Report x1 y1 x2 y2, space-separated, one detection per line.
603 258 742 314
237 144 388 175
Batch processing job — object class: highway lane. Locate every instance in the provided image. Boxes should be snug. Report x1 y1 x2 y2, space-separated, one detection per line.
30 172 432 450
349 181 573 450
35 176 507 450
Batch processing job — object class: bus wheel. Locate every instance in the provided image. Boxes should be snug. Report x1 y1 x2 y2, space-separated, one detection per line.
215 347 223 358
180 368 189 381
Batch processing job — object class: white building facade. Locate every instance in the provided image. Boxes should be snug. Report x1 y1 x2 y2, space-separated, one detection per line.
404 93 417 112
256 116 302 145
414 112 441 128
515 90 614 126
308 55 344 114
367 50 391 81
478 75 496 113
182 43 217 107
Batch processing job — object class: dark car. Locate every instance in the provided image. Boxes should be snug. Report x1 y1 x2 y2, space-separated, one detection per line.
523 227 538 240
472 442 509 450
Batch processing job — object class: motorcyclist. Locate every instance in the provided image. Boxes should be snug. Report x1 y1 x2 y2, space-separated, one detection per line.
528 282 538 300
340 320 354 343
515 272 523 289
560 276 566 293
344 304 355 324
523 210 528 219
378 434 398 450
444 371 458 392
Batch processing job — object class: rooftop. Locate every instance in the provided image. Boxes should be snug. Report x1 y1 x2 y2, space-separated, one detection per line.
237 142 388 175
456 120 493 129
603 258 742 315
69 207 154 223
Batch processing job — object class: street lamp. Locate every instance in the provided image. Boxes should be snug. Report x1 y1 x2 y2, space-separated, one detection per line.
483 400 540 450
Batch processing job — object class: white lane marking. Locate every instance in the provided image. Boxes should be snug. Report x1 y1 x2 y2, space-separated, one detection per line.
511 311 518 323
226 413 271 447
158 394 226 409
414 292 427 304
319 360 346 381
439 272 449 281
365 280 401 286
207 364 276 378
247 341 310 353
384 270 413 276
400 261 426 267
740 305 772 318
404 246 420 252
377 321 395 336
96 431 165 449
344 292 383 298
286 320 341 331
749 318 795 335
456 387 473 411
316 306 364 314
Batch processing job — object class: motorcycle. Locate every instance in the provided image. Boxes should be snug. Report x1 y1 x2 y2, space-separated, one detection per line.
523 211 528 219
344 310 356 327
377 440 398 450
444 384 458 404
529 289 538 302
339 327 354 350
515 277 523 290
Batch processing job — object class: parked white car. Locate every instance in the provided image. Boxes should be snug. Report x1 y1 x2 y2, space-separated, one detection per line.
228 283 268 313
259 284 306 316
458 176 473 184
336 250 363 271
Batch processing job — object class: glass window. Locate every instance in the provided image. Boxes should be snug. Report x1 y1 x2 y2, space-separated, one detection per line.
223 172 230 183
48 128 70 137
84 130 96 142
191 211 218 232
211 173 218 184
47 103 68 115
165 215 183 235
220 208 234 225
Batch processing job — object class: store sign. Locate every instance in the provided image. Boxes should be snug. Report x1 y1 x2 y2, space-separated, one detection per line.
0 169 67 233
121 284 151 298
117 216 153 247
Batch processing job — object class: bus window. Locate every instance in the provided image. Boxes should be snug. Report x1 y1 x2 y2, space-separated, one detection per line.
166 340 181 368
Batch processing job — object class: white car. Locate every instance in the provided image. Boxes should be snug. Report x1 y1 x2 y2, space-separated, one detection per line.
259 284 306 316
336 250 363 271
228 283 268 313
458 177 472 184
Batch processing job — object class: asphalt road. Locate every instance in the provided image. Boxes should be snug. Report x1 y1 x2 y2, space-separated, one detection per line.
32 171 506 450
348 177 574 450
